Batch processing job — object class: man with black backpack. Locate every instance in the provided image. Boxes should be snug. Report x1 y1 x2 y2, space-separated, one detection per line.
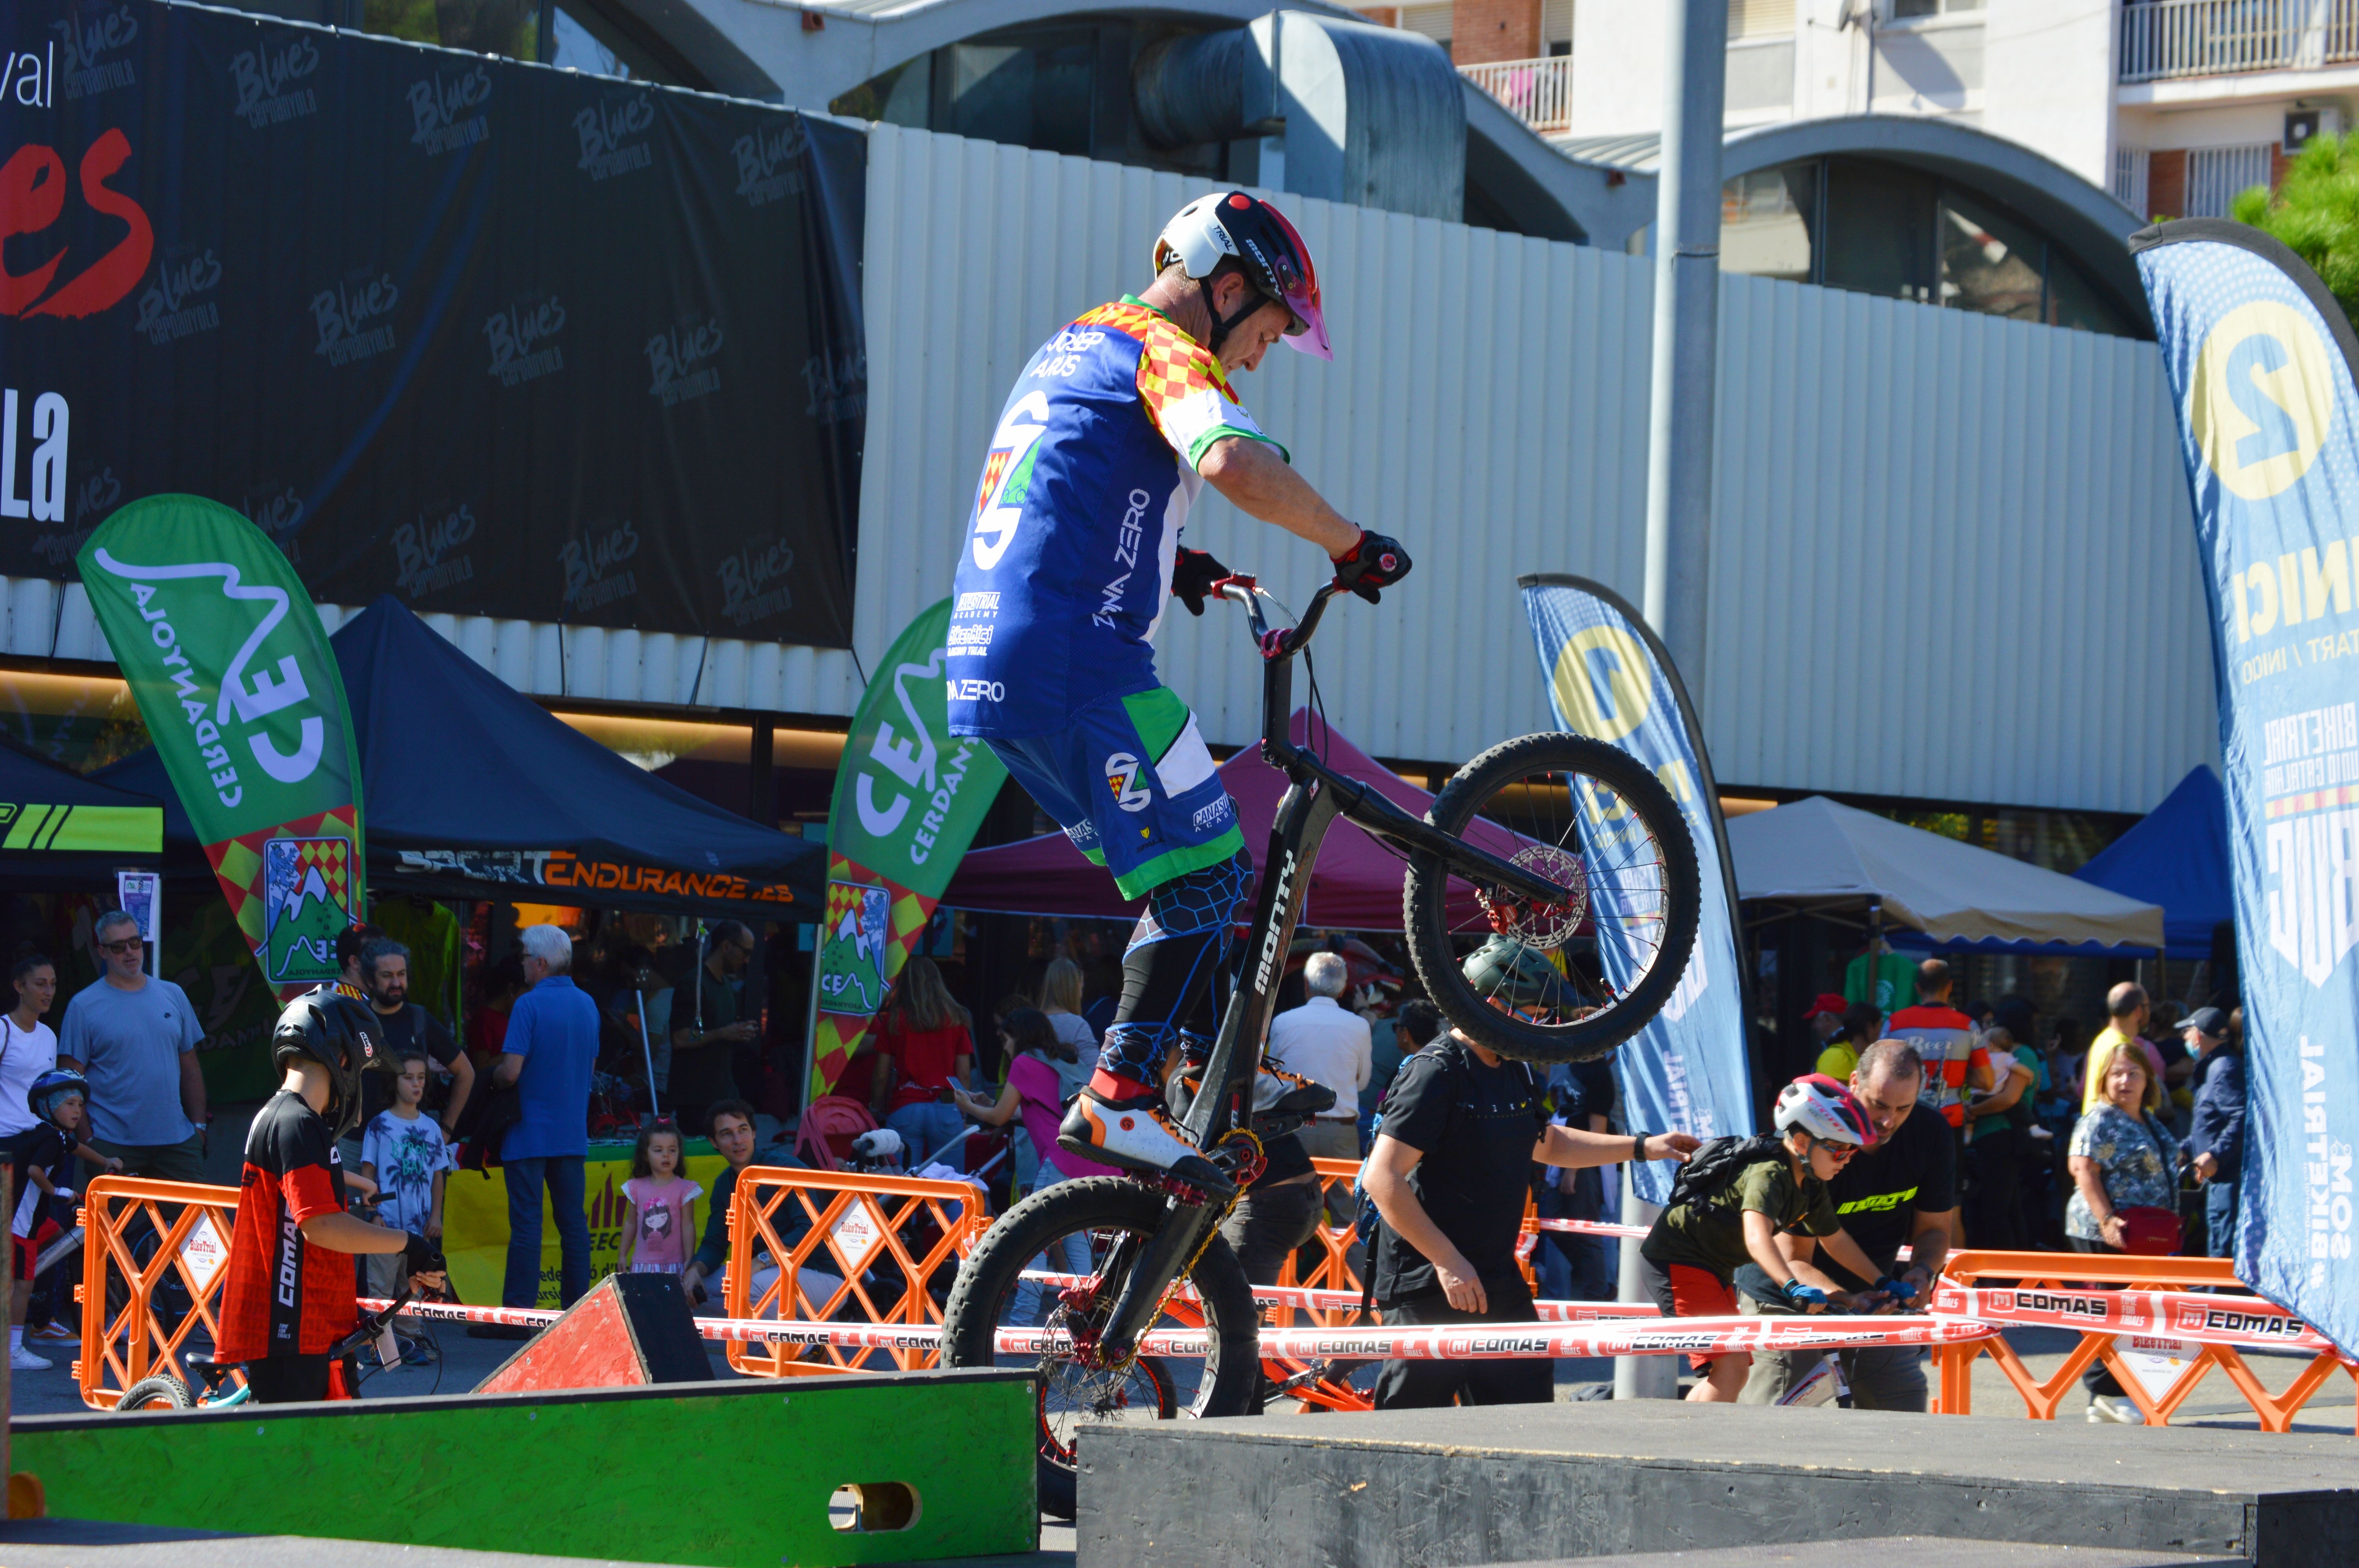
1360 940 1697 1410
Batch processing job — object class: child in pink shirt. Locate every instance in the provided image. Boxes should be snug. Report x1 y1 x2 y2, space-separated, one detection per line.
619 1121 703 1281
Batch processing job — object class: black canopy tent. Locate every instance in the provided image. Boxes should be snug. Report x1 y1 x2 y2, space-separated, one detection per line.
97 597 823 922
0 731 165 891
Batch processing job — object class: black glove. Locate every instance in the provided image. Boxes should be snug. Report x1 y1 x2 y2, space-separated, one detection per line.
1332 530 1411 604
1172 546 1231 616
401 1231 445 1277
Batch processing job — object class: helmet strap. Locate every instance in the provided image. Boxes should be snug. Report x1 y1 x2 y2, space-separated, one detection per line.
1198 275 1267 357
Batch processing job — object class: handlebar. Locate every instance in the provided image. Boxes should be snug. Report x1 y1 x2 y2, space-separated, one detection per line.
1215 575 1346 661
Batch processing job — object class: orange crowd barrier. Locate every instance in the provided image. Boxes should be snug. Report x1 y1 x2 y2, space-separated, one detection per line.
75 1175 243 1411
1929 1249 2359 1432
722 1165 989 1379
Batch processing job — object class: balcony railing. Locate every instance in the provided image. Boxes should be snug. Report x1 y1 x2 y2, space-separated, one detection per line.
1460 56 1572 134
2120 0 2359 84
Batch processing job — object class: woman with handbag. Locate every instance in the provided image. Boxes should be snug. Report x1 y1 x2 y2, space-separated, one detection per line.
2066 1038 2185 1425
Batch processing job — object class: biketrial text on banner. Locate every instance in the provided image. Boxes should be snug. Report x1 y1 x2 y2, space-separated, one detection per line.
808 599 1009 1100
78 495 364 998
2131 220 2359 1356
1519 575 1755 1202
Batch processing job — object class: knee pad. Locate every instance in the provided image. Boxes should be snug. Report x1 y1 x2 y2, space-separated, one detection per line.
1129 849 1255 949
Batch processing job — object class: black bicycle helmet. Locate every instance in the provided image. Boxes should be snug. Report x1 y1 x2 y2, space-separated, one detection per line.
26 1067 87 1129
271 984 390 1141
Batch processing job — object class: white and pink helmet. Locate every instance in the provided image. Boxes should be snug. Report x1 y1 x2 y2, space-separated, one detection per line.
1774 1073 1877 1149
1154 191 1331 360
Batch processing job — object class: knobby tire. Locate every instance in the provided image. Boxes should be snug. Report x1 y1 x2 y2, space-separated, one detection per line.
1405 731 1702 1063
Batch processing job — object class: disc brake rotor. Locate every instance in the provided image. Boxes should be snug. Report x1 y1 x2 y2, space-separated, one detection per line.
1477 842 1587 947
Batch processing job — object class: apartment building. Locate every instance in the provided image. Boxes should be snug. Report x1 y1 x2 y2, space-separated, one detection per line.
1388 0 2351 220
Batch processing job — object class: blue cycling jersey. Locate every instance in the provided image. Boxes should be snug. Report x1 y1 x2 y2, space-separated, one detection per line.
945 297 1284 740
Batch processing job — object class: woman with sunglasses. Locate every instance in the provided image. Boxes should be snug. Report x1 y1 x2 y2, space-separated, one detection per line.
1640 1074 1893 1403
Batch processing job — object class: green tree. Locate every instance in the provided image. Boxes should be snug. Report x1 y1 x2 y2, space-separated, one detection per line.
2233 133 2359 325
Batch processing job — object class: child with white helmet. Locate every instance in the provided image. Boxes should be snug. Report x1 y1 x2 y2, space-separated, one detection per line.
1639 1074 1899 1403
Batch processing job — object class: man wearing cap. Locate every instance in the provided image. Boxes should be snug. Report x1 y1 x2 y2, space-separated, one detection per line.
1804 995 1853 1079
2184 1006 2244 1259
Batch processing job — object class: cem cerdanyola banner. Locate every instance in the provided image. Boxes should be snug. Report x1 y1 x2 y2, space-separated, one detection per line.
2133 220 2359 1356
0 0 865 643
78 494 364 993
1520 577 1756 1202
809 600 1007 1100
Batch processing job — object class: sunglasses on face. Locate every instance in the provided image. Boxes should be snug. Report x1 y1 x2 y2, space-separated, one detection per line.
1813 1137 1861 1160
97 939 142 955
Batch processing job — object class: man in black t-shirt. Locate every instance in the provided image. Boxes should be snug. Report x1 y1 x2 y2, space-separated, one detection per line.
1361 942 1694 1409
359 940 473 1135
1736 1038 1954 1410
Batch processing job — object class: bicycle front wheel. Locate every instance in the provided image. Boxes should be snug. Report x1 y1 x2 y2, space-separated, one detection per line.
1404 731 1701 1063
940 1178 1259 1519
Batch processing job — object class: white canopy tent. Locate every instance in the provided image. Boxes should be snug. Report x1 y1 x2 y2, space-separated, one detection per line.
1725 796 2165 953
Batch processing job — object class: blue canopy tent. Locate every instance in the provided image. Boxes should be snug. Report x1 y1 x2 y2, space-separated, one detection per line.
0 731 165 890
2070 766 2232 960
98 596 822 922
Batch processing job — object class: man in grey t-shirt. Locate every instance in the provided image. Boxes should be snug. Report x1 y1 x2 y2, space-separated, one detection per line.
56 911 207 1183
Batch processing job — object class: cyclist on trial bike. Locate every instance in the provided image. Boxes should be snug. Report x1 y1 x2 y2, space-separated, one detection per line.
947 193 1410 1194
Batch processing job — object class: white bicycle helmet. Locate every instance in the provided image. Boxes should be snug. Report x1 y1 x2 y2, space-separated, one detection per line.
1774 1073 1876 1148
1153 191 1331 360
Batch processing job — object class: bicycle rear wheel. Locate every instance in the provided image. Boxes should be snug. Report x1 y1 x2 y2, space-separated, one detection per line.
115 1373 193 1411
1404 731 1700 1063
941 1178 1259 1519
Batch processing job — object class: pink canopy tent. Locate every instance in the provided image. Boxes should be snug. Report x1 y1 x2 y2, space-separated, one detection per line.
944 711 1498 931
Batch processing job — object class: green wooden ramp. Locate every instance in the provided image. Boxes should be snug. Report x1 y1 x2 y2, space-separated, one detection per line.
10 1368 1037 1567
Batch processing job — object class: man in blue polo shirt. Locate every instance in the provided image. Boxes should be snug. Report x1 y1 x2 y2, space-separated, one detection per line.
494 925 598 1317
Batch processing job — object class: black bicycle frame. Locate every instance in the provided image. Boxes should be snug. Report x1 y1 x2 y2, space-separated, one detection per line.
1091 580 1579 1358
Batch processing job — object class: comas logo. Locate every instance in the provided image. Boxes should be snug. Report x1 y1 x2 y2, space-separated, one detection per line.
1104 752 1151 813
2191 301 2336 501
1550 622 1651 743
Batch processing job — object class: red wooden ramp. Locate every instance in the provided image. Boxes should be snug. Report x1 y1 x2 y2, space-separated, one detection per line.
476 1273 714 1394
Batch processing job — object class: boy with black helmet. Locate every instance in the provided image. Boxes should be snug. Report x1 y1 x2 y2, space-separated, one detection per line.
10 1067 118 1369
216 985 447 1403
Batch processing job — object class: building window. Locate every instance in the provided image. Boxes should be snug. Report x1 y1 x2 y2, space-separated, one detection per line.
1815 159 1937 303
1722 164 1814 283
1938 192 2043 322
949 32 1097 157
1890 0 1983 17
1720 157 2138 336
1728 0 1795 38
2113 147 2151 216
831 56 932 129
1544 0 1574 57
1400 2 1452 57
2184 144 2274 218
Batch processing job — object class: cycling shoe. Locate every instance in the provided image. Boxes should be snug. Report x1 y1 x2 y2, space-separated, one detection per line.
1060 1093 1236 1199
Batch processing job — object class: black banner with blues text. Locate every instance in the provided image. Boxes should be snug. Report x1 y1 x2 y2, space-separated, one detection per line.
0 0 864 643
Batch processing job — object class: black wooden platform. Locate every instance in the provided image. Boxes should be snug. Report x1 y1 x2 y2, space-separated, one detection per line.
1075 1401 2359 1568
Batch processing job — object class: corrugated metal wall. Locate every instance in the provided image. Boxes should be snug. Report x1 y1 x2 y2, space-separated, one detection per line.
858 123 2215 815
1 120 2216 815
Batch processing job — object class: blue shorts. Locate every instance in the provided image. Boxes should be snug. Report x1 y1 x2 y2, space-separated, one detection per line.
985 687 1247 901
